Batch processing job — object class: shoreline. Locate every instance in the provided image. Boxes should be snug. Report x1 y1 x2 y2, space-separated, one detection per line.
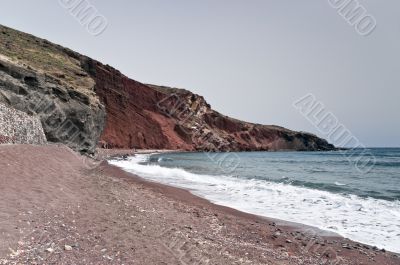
95 148 182 160
104 161 343 238
1 145 399 264
101 159 400 263
110 151 342 237
110 150 399 254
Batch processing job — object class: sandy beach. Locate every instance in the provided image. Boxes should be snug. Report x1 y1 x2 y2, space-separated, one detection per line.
0 144 399 265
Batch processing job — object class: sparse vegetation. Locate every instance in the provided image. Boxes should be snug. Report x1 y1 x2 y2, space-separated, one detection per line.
0 24 96 103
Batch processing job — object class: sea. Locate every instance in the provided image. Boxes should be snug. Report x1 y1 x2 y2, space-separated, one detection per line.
109 148 400 253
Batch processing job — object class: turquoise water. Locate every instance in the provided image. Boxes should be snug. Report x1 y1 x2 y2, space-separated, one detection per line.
109 148 400 252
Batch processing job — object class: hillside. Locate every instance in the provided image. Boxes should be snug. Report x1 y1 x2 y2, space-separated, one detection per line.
0 24 335 152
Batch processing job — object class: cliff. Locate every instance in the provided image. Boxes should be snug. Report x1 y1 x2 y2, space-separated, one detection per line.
0 24 335 152
0 25 105 153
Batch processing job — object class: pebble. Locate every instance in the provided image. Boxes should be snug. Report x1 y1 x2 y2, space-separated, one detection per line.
103 255 113 260
64 245 73 251
46 248 54 253
342 244 352 250
272 232 280 239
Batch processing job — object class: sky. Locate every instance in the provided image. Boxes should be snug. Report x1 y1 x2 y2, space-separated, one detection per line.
1 1 399 147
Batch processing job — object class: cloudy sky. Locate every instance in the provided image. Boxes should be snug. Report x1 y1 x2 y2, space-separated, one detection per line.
1 1 399 147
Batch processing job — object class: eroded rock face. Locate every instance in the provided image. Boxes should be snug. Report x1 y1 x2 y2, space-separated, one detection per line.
90 65 335 151
0 59 105 153
0 24 334 152
87 59 192 150
0 24 107 153
81 59 335 152
148 86 335 151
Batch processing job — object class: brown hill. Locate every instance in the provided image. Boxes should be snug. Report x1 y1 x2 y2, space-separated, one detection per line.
0 24 334 152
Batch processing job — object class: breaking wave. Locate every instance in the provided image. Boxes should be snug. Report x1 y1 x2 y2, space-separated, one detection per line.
109 154 400 253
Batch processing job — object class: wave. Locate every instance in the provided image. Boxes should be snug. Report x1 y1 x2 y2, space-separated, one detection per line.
373 161 400 167
258 177 353 195
109 155 400 253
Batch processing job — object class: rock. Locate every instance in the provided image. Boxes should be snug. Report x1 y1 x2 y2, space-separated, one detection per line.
103 255 113 261
0 59 105 153
0 25 106 154
64 245 73 251
0 24 336 153
96 67 337 152
272 232 281 239
46 248 54 253
342 244 352 250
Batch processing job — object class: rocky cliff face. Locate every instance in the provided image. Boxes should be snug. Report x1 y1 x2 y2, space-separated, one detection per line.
145 85 335 151
85 59 190 150
0 25 106 153
0 24 335 152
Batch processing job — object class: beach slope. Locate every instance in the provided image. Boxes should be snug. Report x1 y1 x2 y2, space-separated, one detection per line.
0 145 398 264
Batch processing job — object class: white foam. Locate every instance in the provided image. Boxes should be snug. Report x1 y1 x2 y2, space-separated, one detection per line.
109 155 400 253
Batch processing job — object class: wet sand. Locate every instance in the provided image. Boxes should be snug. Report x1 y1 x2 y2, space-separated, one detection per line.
0 144 399 264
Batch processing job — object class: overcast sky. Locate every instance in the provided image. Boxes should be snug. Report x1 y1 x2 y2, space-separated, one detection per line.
1 1 399 147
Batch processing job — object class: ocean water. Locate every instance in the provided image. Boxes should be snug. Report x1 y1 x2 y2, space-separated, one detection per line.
108 148 400 253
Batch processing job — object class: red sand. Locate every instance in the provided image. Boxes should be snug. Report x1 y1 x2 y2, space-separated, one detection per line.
0 145 399 264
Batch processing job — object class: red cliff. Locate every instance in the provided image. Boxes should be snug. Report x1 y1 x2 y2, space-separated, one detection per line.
87 59 334 151
0 24 335 152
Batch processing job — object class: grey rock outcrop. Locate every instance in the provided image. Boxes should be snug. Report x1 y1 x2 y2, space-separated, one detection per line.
0 59 106 153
